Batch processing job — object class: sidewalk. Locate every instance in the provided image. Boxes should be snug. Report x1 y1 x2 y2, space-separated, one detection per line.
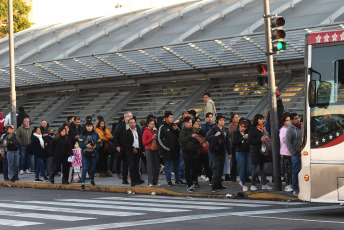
0 173 298 201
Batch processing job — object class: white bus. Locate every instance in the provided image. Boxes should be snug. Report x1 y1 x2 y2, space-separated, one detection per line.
299 29 344 203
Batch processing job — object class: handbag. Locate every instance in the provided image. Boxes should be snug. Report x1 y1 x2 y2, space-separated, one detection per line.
104 141 114 154
149 131 160 151
84 148 96 158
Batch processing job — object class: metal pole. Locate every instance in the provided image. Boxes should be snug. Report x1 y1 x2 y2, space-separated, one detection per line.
8 0 17 130
263 0 282 191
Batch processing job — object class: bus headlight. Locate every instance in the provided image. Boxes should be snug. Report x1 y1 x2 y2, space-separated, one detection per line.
304 175 309 181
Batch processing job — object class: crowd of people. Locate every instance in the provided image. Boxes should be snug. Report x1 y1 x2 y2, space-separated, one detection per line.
0 92 302 195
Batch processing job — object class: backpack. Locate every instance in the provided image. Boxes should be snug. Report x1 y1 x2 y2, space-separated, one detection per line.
197 135 209 154
210 132 226 154
260 127 272 156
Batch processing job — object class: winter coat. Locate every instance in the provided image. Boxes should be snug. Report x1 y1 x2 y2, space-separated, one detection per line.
286 123 302 156
69 123 83 146
114 121 141 155
232 130 250 153
2 133 20 152
142 127 158 150
50 136 73 157
123 128 144 156
280 126 291 156
204 99 216 123
78 131 101 151
95 127 113 146
205 125 230 156
157 121 180 161
179 127 199 159
17 124 34 147
30 135 45 158
248 126 270 165
200 122 214 137
44 134 55 157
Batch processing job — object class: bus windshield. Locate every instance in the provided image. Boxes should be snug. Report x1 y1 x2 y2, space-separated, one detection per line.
310 43 344 148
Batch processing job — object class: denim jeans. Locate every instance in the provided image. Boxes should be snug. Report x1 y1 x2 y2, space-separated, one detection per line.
179 150 185 180
81 153 97 183
19 146 34 171
164 158 180 182
236 152 252 186
35 157 46 179
291 155 301 191
208 151 213 170
7 151 19 179
223 152 230 174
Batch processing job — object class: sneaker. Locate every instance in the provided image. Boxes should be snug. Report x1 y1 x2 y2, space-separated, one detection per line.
211 187 218 193
205 177 210 182
90 180 95 186
262 184 273 190
198 175 207 181
10 177 15 182
239 181 243 187
293 190 299 197
19 170 24 175
250 185 258 191
187 186 195 192
43 177 49 182
159 165 165 174
224 174 230 181
122 180 129 185
49 176 55 184
81 184 85 191
34 178 43 182
193 182 199 189
167 181 173 186
176 180 186 185
148 183 153 187
243 186 248 192
25 169 31 174
284 185 293 192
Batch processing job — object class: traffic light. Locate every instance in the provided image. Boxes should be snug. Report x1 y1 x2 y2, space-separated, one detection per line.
257 64 268 86
270 16 287 53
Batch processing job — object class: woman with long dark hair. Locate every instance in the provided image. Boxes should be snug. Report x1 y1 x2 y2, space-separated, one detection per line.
30 127 48 182
95 120 113 177
49 127 73 184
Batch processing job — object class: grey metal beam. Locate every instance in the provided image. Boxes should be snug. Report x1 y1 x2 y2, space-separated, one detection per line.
104 86 142 123
246 71 295 120
45 92 81 124
320 5 344 24
173 79 213 121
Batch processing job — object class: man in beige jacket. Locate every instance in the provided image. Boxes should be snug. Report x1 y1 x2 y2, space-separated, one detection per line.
203 93 216 123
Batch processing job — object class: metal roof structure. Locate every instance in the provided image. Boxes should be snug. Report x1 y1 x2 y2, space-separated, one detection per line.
0 0 343 89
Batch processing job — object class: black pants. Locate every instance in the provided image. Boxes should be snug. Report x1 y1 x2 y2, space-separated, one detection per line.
183 157 198 187
212 153 225 189
99 147 108 173
230 147 237 181
127 153 140 185
51 156 69 181
198 153 212 181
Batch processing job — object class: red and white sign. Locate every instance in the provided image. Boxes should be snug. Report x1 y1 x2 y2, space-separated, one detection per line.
308 30 344 45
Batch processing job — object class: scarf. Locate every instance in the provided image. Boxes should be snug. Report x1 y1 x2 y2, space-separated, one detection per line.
33 133 44 148
256 124 264 132
294 123 302 129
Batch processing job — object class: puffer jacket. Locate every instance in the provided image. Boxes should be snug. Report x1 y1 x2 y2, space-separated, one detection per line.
179 127 198 159
142 127 158 150
157 121 180 160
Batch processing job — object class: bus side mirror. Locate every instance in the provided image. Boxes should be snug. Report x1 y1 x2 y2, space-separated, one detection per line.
317 81 332 107
309 80 316 107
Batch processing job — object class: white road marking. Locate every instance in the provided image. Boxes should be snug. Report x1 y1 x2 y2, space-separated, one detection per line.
0 210 95 221
0 203 143 216
0 218 42 227
21 200 190 212
97 197 267 208
243 215 344 224
59 198 229 210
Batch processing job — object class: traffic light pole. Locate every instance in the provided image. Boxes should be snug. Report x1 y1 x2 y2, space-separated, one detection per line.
263 0 282 191
8 0 17 130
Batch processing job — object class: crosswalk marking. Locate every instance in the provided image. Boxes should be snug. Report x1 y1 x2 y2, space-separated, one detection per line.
97 197 267 208
21 200 191 213
0 210 95 221
0 203 144 217
59 199 229 210
0 218 42 227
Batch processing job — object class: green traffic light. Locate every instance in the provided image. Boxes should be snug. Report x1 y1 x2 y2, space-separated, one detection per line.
275 41 287 51
277 42 283 50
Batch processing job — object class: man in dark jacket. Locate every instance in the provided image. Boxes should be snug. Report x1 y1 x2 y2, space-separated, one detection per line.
179 117 199 192
206 114 231 192
158 112 182 186
69 116 83 147
16 106 29 128
123 118 145 187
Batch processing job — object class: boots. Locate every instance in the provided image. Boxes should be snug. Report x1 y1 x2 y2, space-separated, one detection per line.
105 171 113 177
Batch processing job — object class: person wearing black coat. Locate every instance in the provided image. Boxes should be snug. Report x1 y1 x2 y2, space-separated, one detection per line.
122 118 145 187
49 126 73 184
16 106 29 128
69 117 83 147
248 114 272 191
2 125 20 182
44 129 55 177
30 127 48 182
206 114 231 192
232 120 251 191
157 112 181 186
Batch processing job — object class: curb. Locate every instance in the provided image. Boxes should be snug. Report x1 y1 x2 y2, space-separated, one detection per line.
0 181 298 201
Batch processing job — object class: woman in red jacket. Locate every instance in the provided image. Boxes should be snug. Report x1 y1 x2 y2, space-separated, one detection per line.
142 119 160 187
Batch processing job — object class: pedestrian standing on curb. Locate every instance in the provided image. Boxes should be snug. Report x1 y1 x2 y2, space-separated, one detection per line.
30 127 48 182
232 120 251 192
248 114 272 191
158 112 184 186
44 128 55 177
78 121 101 191
286 113 302 197
203 93 216 123
279 113 293 192
95 120 114 178
200 112 215 172
3 125 20 182
180 117 200 192
142 119 160 187
49 127 73 184
206 114 231 192
17 118 34 175
228 113 240 182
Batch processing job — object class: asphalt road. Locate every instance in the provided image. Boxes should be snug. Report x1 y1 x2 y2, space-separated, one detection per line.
0 187 343 230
